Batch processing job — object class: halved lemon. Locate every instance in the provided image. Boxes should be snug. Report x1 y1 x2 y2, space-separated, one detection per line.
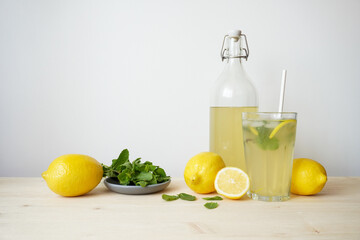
214 167 250 200
269 119 296 139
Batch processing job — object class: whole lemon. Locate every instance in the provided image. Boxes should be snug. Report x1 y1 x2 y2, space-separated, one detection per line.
42 154 103 197
291 158 327 195
184 152 225 194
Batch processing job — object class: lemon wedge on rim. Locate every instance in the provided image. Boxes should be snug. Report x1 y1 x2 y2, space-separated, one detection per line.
269 119 296 139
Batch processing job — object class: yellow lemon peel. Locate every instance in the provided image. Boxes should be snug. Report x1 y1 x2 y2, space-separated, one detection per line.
269 119 296 139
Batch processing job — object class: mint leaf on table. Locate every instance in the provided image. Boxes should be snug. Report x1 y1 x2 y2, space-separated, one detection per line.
162 193 196 201
204 202 218 209
202 196 223 201
101 149 171 187
162 194 180 201
162 193 220 209
179 193 196 201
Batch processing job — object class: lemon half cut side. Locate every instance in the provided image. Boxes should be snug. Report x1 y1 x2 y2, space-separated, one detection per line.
214 167 250 200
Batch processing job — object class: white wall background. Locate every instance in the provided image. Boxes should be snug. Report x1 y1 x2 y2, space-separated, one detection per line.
1 0 359 177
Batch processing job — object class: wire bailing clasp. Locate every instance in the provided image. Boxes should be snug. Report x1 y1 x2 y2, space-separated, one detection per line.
220 33 250 62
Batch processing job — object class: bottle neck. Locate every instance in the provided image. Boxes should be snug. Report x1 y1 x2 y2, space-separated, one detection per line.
225 38 244 66
227 57 243 66
228 38 242 57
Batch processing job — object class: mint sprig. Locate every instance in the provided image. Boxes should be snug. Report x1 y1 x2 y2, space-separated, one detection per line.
255 125 279 150
102 149 171 187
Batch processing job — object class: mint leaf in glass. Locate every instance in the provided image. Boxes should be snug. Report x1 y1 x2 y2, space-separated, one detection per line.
255 125 279 150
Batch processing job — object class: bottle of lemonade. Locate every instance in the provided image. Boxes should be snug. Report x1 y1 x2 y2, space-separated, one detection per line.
210 30 258 172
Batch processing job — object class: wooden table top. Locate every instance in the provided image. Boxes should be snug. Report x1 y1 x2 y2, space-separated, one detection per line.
0 177 359 239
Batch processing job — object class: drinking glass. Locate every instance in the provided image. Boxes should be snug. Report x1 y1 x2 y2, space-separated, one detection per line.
242 112 297 201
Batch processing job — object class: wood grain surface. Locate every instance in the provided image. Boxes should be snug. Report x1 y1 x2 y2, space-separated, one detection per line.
0 177 359 240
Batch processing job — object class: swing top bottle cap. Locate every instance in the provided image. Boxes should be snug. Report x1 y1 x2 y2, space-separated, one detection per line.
220 30 249 61
227 30 242 39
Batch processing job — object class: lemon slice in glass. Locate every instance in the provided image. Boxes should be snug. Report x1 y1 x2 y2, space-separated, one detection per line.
249 126 259 136
269 119 296 139
214 167 250 200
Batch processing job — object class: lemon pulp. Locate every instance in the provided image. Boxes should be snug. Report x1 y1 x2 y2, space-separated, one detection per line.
214 167 250 200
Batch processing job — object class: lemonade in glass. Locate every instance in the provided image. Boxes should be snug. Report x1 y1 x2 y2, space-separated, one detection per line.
242 112 297 201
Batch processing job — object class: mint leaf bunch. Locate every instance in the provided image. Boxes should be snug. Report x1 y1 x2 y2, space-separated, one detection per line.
102 149 170 187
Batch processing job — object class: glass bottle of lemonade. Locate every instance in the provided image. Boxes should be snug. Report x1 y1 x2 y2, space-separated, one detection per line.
210 30 258 172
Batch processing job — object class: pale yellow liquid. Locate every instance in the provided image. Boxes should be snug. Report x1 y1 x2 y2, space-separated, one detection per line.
243 119 297 201
210 107 258 171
